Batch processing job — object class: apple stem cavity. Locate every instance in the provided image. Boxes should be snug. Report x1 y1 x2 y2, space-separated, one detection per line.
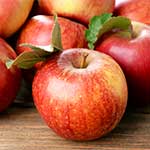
71 52 89 69
130 21 150 39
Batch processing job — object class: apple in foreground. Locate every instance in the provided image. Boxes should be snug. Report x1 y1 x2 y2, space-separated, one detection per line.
96 21 150 106
115 0 150 25
0 38 21 112
38 0 115 25
32 48 128 141
0 0 34 38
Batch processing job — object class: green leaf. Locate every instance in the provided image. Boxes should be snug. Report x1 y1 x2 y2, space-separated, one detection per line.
6 49 52 69
52 14 63 50
85 13 132 49
85 13 112 49
6 42 60 69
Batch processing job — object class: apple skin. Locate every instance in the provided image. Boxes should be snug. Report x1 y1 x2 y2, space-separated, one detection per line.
38 0 115 25
16 15 87 55
0 0 34 38
115 0 150 25
96 21 150 106
32 48 128 141
0 38 21 112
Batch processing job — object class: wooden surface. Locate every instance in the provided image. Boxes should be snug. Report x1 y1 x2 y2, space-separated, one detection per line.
0 103 150 150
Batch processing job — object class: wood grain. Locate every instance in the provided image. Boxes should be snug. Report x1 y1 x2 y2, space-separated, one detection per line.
0 104 150 150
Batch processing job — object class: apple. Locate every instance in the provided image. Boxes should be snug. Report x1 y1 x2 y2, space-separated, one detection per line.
0 38 21 112
38 0 115 25
115 0 150 25
32 48 128 141
96 21 150 106
0 0 34 38
16 15 87 55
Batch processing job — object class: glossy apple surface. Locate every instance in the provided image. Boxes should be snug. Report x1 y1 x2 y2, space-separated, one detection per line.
0 38 21 112
38 0 115 25
115 0 150 25
0 0 34 38
32 48 128 141
96 21 150 106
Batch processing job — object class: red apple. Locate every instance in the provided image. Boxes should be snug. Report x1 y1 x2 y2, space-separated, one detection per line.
96 21 150 106
0 38 21 112
115 0 150 25
0 0 34 38
38 0 115 25
32 48 128 141
16 15 87 55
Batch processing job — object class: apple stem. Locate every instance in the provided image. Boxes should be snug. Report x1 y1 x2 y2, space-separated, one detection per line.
129 25 136 39
80 53 88 68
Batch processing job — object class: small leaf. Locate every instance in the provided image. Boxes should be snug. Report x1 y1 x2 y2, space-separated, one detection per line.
52 14 63 50
85 13 112 49
6 49 52 69
85 13 132 49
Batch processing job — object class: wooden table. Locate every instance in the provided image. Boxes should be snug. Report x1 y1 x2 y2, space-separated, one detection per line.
0 101 150 150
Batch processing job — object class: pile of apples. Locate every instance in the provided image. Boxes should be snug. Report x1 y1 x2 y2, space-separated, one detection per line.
1 0 150 141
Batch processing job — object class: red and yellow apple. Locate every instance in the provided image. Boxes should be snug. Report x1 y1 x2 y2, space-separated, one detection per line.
38 0 115 25
96 21 150 106
115 0 150 25
32 48 128 141
0 0 34 38
0 38 21 112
